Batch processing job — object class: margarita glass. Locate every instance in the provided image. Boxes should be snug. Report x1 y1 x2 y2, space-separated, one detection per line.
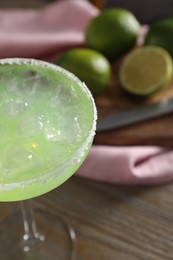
0 58 97 259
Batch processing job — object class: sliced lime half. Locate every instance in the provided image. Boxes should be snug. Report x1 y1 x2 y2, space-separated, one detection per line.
119 46 173 96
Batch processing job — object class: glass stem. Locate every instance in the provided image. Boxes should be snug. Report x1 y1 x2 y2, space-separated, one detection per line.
20 200 44 252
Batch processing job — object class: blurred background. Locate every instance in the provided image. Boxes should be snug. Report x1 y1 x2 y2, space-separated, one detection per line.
91 0 173 24
1 0 173 25
0 0 51 8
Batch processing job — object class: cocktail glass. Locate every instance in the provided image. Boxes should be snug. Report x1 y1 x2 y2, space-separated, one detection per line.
0 58 97 259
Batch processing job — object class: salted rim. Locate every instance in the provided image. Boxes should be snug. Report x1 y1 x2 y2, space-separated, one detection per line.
0 58 97 190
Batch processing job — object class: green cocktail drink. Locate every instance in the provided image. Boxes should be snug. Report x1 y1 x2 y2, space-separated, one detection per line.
0 58 97 202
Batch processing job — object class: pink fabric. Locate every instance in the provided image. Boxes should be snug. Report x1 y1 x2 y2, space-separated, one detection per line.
0 0 173 185
0 0 98 61
77 146 173 184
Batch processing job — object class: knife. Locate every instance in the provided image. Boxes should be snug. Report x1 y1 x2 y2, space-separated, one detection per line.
97 97 173 132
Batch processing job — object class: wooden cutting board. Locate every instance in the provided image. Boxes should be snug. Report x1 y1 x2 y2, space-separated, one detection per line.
94 61 173 146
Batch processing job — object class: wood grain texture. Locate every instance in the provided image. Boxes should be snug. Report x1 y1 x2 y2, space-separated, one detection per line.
40 177 173 260
1 176 173 260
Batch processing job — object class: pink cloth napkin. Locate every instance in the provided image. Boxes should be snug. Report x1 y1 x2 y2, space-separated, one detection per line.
1 0 173 185
77 146 173 184
0 0 98 61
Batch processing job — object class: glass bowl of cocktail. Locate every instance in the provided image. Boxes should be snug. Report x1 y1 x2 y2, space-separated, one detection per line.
0 58 97 259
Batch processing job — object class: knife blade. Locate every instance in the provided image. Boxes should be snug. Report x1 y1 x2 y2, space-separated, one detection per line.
97 97 173 132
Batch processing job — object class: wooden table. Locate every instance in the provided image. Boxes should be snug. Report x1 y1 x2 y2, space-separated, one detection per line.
1 177 173 260
0 1 173 259
36 178 173 260
95 60 173 146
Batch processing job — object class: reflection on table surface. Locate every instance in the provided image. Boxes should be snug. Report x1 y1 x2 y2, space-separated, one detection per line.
1 175 173 260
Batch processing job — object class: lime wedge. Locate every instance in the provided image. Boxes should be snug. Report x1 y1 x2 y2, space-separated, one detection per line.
119 46 173 96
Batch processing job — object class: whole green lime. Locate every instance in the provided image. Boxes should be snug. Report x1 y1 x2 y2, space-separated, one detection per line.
55 48 111 96
85 8 140 61
144 18 173 58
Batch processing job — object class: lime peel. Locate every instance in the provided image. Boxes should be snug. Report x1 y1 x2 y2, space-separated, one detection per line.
56 48 111 96
85 8 140 61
